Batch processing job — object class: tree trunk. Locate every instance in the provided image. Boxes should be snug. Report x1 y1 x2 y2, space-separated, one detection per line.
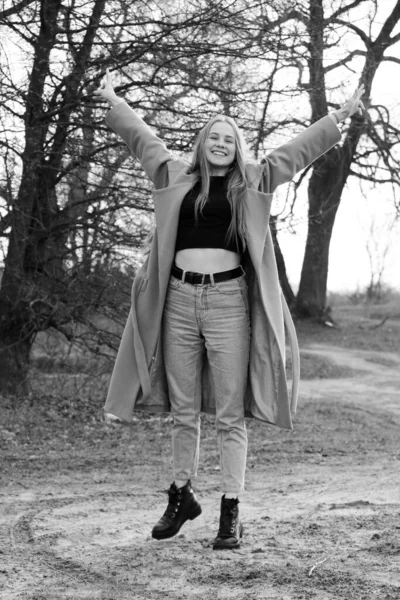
0 301 32 396
295 150 346 318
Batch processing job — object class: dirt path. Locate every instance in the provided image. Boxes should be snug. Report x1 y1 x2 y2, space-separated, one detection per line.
1 343 399 600
301 343 400 415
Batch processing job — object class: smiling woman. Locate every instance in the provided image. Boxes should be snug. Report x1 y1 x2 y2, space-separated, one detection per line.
94 68 364 552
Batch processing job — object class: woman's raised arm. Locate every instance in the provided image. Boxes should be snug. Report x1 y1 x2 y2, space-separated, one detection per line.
94 69 172 189
260 85 366 194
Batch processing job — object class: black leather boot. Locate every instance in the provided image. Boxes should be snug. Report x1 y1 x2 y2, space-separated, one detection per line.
151 480 202 540
213 495 243 550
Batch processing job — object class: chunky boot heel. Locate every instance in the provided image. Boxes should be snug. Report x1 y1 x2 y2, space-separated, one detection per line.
213 495 242 550
152 480 202 540
189 504 202 520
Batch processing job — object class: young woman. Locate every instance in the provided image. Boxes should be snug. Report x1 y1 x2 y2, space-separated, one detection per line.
95 71 365 549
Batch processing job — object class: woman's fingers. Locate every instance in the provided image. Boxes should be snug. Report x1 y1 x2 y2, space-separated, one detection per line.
354 84 364 98
353 85 364 103
93 69 113 99
347 84 365 116
357 85 366 114
93 71 109 98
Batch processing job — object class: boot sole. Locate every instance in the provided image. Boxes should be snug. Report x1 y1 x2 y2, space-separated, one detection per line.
152 504 202 540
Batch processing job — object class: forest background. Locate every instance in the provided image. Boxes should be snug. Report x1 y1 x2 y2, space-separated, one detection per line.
0 0 399 395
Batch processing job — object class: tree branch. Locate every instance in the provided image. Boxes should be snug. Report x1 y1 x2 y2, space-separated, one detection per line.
382 55 400 65
390 31 400 45
327 0 369 23
374 0 400 49
333 19 371 47
0 0 36 20
324 49 367 73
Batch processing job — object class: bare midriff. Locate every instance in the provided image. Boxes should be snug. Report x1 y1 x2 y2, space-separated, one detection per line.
174 248 241 274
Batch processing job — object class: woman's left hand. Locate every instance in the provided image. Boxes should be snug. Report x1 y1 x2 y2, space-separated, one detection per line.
335 84 366 122
93 68 123 108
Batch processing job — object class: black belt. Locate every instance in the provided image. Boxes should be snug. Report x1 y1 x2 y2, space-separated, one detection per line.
171 264 244 285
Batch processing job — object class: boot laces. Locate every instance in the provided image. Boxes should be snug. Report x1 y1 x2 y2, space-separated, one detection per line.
164 487 183 518
220 500 238 535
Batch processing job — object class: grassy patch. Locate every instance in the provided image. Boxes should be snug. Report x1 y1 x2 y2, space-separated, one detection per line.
293 351 362 380
295 311 400 353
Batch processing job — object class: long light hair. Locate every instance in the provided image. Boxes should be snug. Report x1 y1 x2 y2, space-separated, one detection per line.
188 115 249 253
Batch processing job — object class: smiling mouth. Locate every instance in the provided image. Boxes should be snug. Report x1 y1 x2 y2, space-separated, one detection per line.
212 151 227 156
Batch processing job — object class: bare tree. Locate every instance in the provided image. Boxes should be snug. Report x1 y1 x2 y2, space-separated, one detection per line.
363 211 399 301
292 0 400 318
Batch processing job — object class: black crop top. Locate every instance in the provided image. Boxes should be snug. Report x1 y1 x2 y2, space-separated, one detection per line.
175 176 243 255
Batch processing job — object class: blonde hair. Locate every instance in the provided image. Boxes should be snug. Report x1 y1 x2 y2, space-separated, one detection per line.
188 115 248 253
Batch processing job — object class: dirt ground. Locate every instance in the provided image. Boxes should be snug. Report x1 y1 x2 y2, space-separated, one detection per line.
1 310 400 600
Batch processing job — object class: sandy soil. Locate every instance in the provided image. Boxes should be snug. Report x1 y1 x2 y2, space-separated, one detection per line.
1 338 400 599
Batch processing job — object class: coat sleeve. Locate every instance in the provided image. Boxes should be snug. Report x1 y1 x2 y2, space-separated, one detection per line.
105 102 172 189
260 116 341 194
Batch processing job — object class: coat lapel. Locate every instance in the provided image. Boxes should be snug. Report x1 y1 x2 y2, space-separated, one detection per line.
153 171 198 276
244 188 272 271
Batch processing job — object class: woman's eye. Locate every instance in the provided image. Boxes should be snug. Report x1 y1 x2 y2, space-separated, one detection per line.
209 136 234 144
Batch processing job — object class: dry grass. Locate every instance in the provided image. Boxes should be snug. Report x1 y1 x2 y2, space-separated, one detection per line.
296 301 400 354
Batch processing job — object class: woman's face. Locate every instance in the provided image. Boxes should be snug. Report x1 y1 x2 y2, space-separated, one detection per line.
204 121 236 175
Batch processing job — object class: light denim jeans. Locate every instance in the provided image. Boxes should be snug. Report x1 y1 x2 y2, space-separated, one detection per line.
162 271 251 493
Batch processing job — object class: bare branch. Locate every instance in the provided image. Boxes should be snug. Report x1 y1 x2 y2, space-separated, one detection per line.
0 0 36 20
333 19 372 47
390 31 400 45
382 55 400 65
327 0 370 22
374 0 400 48
324 49 367 73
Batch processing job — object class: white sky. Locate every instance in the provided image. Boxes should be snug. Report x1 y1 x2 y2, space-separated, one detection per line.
278 182 399 293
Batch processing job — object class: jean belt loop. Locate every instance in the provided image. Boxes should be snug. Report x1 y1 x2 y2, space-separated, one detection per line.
182 269 186 284
201 273 205 285
240 264 245 276
210 272 215 286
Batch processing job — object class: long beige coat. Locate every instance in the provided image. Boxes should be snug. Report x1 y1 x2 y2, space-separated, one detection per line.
103 103 341 429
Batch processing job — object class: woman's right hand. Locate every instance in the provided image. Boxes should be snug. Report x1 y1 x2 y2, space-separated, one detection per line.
334 84 366 122
93 68 124 108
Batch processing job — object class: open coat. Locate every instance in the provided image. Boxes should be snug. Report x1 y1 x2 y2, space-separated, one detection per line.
103 103 341 429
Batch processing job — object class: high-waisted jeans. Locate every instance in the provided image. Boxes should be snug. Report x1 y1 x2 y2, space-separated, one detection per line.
162 272 251 493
